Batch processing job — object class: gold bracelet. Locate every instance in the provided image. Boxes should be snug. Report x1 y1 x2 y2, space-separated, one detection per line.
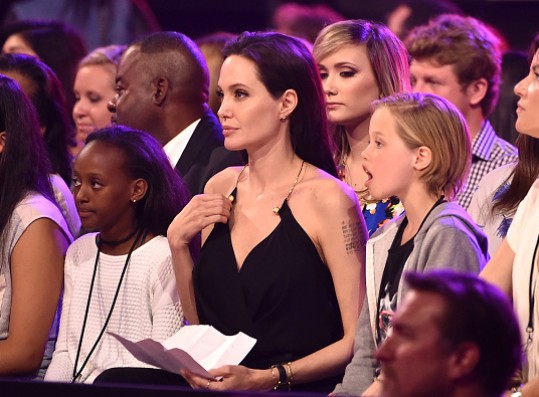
270 366 278 390
285 362 293 390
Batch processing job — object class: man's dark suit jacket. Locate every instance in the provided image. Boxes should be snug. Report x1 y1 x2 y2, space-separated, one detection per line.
174 109 243 196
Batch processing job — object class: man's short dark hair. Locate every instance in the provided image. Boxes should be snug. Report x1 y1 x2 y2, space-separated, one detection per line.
132 31 209 105
405 270 521 396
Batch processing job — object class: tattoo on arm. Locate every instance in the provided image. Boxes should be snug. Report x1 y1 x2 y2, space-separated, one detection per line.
342 221 364 255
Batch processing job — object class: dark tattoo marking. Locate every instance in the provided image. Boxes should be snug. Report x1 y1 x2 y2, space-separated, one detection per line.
342 221 363 255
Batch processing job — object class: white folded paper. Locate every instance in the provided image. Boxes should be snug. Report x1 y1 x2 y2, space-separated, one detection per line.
109 325 256 379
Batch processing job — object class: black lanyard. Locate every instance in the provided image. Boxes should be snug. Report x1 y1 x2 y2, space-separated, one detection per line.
72 228 145 382
526 234 539 349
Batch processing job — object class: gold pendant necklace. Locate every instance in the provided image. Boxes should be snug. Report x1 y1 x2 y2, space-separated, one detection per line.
229 160 306 215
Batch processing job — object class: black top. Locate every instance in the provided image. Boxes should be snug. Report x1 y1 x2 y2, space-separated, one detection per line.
193 189 343 392
375 196 447 344
376 218 413 343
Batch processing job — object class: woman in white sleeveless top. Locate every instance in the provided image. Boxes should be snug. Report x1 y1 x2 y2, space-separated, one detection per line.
0 75 72 379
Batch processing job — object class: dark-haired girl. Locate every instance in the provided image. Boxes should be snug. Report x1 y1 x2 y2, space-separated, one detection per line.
45 126 189 383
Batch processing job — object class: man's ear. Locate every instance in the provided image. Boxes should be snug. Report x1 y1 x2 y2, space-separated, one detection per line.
130 178 148 203
466 78 488 107
0 131 6 153
413 146 432 171
152 77 169 106
279 89 298 120
447 342 481 380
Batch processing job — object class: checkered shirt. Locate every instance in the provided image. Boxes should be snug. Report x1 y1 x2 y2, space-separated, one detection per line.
457 120 518 210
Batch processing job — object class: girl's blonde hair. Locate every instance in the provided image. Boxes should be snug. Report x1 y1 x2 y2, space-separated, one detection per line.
373 92 471 200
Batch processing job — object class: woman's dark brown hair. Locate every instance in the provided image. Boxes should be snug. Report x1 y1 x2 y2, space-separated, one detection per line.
492 32 539 216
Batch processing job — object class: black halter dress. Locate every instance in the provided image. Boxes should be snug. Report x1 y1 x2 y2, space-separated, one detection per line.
193 188 344 392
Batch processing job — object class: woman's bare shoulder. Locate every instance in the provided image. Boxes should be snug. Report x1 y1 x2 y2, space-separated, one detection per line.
301 166 359 211
204 166 246 195
291 165 366 257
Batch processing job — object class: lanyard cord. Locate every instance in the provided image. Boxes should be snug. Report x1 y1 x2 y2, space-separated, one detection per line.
526 234 539 348
71 228 144 382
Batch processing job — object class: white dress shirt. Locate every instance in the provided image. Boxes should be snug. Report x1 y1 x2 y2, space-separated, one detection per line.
163 118 200 168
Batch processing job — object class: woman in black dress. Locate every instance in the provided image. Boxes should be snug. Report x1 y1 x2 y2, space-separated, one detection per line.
168 31 367 393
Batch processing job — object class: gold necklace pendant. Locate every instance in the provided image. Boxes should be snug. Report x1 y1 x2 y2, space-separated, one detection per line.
228 165 248 203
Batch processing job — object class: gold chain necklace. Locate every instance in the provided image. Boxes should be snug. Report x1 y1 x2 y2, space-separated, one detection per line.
274 160 305 214
338 154 376 205
229 160 306 215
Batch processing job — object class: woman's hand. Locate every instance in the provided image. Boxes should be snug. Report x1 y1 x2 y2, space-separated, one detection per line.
168 193 232 249
181 365 273 391
209 365 272 391
167 193 233 325
178 369 213 390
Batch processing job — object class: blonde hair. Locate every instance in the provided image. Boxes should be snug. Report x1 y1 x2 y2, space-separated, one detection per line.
196 32 236 114
78 44 127 73
373 92 471 200
313 19 410 164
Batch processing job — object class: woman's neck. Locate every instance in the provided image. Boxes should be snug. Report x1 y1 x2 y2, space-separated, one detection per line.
245 131 301 193
344 117 370 155
246 152 302 194
339 123 370 195
343 119 370 165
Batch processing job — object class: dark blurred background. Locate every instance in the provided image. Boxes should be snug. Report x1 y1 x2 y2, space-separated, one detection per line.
151 0 538 51
1 0 537 51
